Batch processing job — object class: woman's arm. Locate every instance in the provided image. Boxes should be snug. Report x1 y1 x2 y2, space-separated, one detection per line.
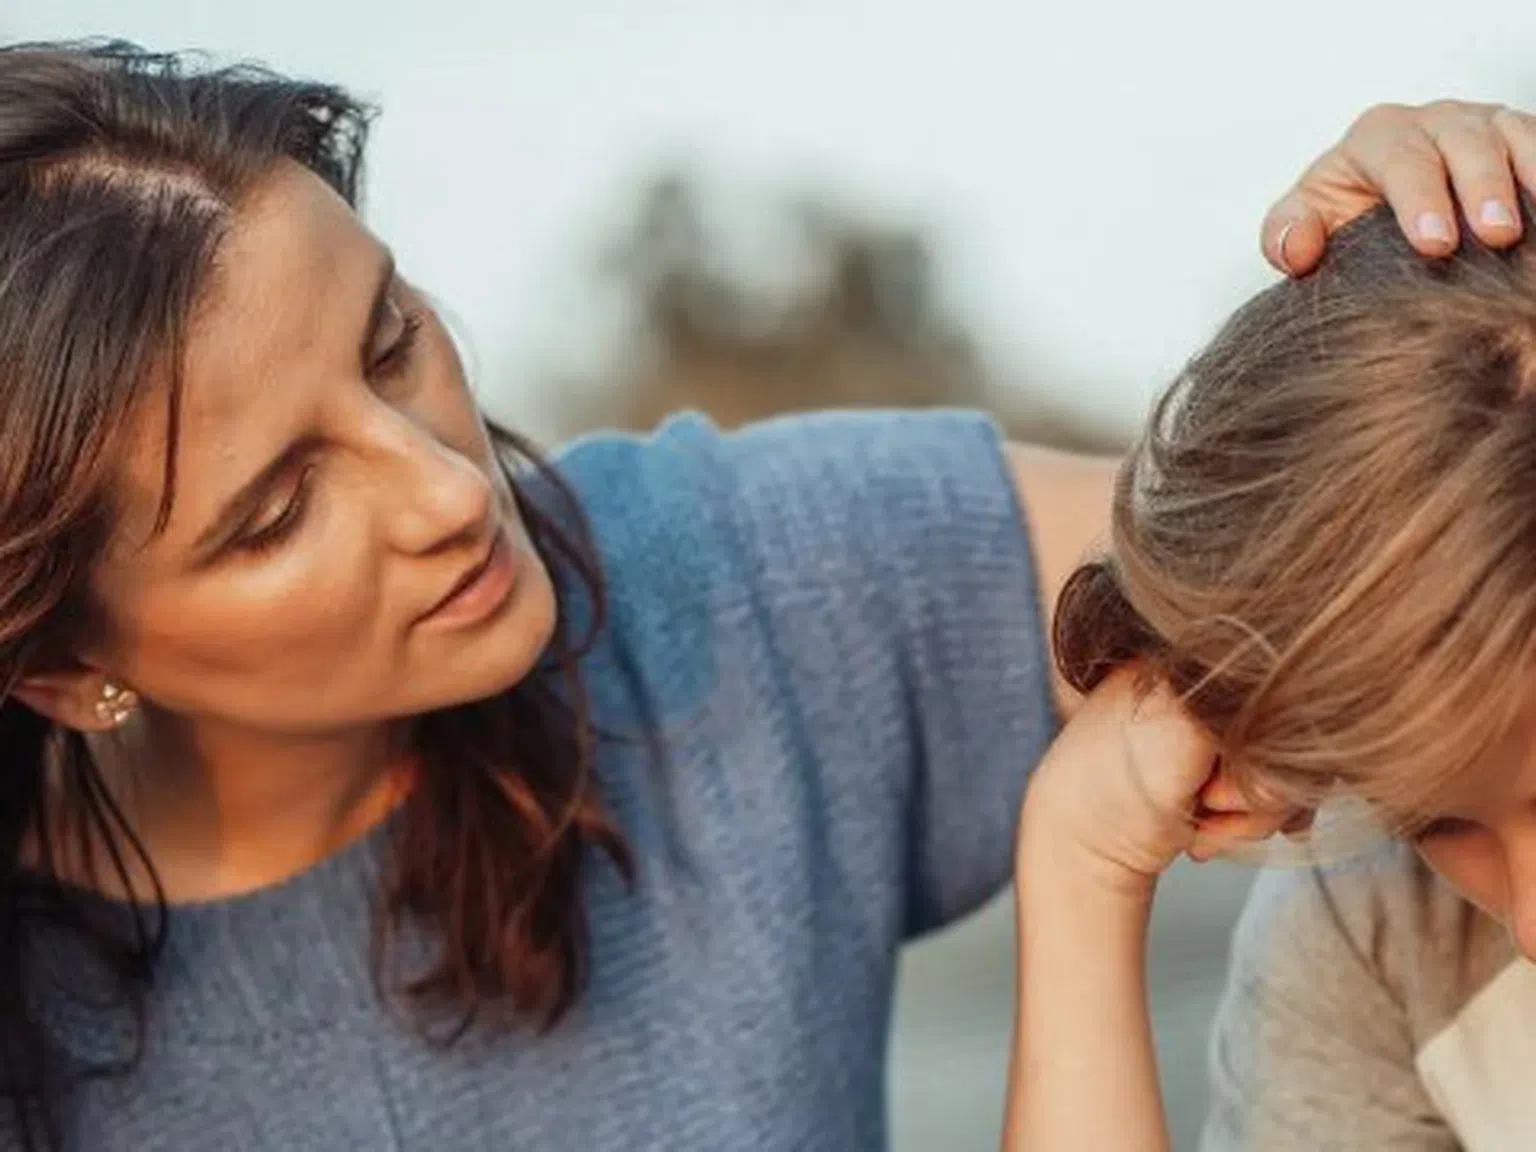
1005 444 1116 720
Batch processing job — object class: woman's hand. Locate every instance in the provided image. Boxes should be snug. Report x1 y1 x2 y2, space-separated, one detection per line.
1018 670 1296 899
1271 100 1536 275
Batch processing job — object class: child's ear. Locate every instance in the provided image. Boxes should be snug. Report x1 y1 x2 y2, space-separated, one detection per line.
10 667 139 733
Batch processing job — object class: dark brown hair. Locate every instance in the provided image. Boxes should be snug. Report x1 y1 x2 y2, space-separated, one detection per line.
1055 201 1536 828
0 40 628 1148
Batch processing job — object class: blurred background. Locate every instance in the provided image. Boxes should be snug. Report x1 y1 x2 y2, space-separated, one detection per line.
8 3 1536 1147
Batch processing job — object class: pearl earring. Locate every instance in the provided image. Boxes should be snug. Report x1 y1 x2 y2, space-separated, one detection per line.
94 681 138 727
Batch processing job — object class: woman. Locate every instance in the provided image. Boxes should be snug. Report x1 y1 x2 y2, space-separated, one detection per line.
0 38 1520 1152
1007 197 1536 1148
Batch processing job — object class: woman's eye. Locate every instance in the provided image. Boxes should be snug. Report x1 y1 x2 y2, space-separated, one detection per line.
237 468 315 555
370 295 423 380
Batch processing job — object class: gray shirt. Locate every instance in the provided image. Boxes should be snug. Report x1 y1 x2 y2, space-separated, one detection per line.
1202 841 1532 1151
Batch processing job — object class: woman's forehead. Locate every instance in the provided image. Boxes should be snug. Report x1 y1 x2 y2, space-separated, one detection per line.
189 164 372 402
111 166 381 551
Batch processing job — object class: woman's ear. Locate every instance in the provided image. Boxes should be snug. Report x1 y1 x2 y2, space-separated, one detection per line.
11 667 138 733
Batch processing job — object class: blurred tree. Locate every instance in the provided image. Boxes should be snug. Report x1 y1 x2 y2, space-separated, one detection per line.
545 170 1124 454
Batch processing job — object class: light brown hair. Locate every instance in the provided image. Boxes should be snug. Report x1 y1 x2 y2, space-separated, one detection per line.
1056 202 1536 828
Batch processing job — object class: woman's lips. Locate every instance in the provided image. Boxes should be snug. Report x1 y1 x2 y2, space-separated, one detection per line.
418 530 516 629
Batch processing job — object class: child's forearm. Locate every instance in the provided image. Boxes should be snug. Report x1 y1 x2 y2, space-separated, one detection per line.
1003 812 1171 1152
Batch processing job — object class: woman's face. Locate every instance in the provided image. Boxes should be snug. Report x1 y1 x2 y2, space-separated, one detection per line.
1410 711 1536 960
84 161 557 739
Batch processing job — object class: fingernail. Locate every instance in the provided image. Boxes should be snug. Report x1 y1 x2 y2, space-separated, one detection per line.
1274 219 1299 276
1480 199 1518 230
1417 212 1453 244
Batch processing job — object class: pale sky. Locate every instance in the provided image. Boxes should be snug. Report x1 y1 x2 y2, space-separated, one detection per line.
9 2 1534 439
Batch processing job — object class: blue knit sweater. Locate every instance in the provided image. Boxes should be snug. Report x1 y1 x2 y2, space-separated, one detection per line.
25 409 1057 1151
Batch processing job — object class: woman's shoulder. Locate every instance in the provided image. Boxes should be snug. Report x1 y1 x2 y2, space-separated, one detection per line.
550 406 1016 592
552 405 1008 512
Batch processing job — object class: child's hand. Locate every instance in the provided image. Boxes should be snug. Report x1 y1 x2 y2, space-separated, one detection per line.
1018 670 1300 898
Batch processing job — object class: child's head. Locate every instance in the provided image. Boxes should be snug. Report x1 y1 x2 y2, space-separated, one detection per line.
1056 203 1536 954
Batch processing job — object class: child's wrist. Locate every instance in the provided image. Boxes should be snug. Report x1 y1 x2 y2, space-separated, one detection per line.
1017 783 1162 909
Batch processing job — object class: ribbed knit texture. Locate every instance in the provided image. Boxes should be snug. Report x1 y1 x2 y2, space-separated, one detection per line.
22 409 1056 1151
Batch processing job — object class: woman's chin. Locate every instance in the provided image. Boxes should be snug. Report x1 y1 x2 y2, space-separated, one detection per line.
410 555 560 711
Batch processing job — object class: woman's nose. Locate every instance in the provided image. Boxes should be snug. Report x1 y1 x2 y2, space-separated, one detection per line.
374 412 494 554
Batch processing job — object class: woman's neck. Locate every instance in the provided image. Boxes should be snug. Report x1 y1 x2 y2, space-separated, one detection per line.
78 712 414 903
